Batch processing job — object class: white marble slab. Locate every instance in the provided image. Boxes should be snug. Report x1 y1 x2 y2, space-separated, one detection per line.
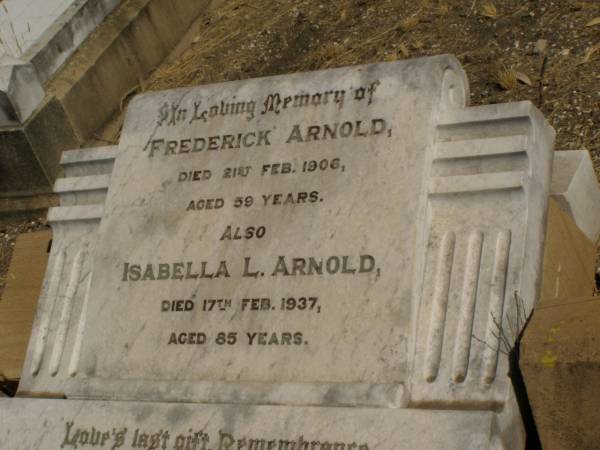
80 60 440 394
14 56 556 448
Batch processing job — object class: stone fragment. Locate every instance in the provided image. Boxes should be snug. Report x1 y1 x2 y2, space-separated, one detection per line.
551 150 600 242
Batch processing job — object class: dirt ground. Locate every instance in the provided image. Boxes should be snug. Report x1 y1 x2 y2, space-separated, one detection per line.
1 0 600 298
0 218 47 299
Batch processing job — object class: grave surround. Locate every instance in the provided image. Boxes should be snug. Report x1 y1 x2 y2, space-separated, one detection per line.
0 0 217 208
0 0 121 125
2 55 555 449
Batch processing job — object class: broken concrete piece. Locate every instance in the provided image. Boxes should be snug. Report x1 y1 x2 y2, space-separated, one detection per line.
551 150 600 243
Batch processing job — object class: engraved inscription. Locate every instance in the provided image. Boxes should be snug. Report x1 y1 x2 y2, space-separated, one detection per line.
61 421 372 450
116 78 389 357
81 70 416 385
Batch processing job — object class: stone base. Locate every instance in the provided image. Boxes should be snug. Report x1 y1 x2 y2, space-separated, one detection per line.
0 396 522 450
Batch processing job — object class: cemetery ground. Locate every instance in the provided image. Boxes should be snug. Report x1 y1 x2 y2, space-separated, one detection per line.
1 1 600 318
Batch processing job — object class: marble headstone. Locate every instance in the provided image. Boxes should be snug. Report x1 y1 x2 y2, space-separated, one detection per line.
2 55 555 449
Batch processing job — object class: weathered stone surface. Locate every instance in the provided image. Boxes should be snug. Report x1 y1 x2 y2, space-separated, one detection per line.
24 0 121 84
521 296 600 450
24 95 80 182
48 0 217 143
0 396 520 450
11 55 555 449
0 0 221 209
0 56 44 126
0 0 121 86
0 0 107 59
550 150 600 242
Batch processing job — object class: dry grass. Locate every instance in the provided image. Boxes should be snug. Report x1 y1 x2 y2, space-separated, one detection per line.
437 3 450 15
398 42 410 57
496 65 518 90
399 15 420 32
481 2 498 18
311 42 345 68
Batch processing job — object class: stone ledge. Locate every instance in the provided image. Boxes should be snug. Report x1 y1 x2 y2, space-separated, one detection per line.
46 0 215 144
24 0 121 85
0 397 518 450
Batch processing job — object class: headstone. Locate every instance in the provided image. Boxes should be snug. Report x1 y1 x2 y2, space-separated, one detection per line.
1 55 555 449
